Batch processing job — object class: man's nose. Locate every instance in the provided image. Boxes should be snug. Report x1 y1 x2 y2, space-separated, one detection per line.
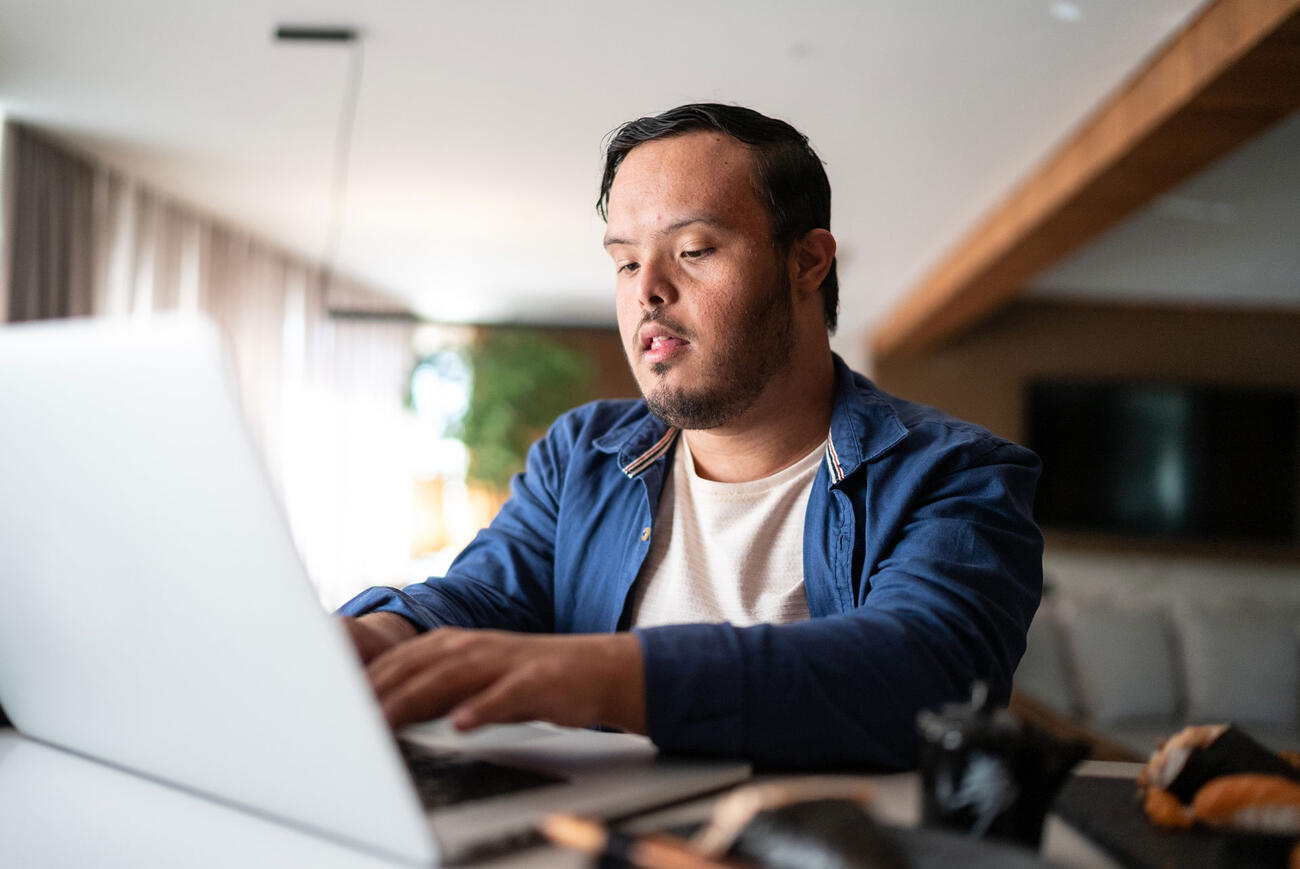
636 257 677 308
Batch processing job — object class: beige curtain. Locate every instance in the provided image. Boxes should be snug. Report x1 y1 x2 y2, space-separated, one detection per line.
3 122 416 607
6 126 96 321
0 118 12 324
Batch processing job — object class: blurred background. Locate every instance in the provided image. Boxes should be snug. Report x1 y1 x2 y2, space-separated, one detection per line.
2 0 1297 648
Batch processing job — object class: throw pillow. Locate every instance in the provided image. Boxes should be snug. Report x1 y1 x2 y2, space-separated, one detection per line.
1180 605 1298 727
1065 602 1180 725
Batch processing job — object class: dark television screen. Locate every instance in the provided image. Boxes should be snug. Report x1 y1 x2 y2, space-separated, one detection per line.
1027 381 1300 543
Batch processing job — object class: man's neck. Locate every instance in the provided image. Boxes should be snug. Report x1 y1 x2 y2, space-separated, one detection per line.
683 352 836 483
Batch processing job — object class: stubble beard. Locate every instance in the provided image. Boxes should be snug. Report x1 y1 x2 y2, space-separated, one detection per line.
638 270 795 430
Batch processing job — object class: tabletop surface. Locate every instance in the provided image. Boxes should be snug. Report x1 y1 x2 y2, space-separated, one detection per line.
0 728 1130 868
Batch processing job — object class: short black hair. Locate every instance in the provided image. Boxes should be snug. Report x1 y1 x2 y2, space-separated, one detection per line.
597 103 838 332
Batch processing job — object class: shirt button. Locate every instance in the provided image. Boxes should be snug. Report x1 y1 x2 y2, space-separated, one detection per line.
640 526 651 542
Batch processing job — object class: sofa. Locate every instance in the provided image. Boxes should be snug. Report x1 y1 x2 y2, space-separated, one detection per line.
1013 553 1300 759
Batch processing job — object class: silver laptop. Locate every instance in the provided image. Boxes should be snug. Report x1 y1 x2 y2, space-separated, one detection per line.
0 314 749 866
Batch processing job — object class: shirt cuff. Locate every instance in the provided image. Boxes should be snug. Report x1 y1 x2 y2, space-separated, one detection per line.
634 622 746 757
334 586 443 631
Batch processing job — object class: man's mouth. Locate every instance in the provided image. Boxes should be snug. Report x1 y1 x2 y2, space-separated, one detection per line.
640 325 690 365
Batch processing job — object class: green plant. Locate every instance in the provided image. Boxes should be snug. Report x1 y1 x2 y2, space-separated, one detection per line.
458 329 594 491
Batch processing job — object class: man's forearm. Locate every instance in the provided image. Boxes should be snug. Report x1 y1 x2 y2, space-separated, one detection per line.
360 611 420 645
340 611 422 665
594 632 646 734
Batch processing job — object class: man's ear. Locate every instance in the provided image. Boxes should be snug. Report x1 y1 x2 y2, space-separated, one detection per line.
790 229 837 297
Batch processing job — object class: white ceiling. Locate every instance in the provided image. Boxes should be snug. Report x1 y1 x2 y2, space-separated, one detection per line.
1030 111 1300 307
0 0 1230 367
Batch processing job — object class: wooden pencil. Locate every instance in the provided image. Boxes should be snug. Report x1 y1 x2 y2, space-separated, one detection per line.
540 813 742 869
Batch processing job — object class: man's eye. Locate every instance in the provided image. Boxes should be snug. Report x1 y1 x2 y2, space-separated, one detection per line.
617 261 639 274
681 247 714 260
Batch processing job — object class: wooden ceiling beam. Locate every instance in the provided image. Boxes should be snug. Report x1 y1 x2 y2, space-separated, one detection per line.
871 0 1300 361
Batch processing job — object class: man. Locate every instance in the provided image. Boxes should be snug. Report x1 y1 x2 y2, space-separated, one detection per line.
339 104 1042 769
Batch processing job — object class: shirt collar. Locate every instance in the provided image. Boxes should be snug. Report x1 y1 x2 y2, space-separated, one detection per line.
593 406 678 478
823 353 909 484
594 353 909 484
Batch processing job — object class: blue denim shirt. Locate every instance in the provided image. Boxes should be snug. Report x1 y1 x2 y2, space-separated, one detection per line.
339 356 1043 769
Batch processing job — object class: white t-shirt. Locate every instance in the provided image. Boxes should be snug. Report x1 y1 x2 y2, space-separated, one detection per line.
628 434 824 628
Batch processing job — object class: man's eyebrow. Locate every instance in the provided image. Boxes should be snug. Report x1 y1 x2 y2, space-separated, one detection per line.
602 215 724 248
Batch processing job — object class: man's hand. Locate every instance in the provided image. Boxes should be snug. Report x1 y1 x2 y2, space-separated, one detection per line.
340 612 420 665
365 628 647 735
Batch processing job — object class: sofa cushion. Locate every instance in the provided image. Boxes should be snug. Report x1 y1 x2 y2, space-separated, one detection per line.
1180 605 1298 727
1065 602 1180 725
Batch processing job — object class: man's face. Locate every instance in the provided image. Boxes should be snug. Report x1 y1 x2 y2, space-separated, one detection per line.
603 131 795 430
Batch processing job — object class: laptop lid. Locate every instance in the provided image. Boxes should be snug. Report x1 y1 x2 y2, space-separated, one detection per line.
0 314 750 866
0 315 437 865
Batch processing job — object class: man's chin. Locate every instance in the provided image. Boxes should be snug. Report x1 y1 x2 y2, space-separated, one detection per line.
643 381 746 431
629 356 684 392
638 349 688 379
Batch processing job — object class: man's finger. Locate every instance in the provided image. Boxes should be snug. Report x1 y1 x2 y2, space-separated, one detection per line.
375 650 502 729
367 634 446 695
379 666 459 729
448 670 540 731
366 626 479 693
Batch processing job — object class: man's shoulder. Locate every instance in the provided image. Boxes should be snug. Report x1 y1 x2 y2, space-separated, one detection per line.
834 361 1030 469
875 384 1005 447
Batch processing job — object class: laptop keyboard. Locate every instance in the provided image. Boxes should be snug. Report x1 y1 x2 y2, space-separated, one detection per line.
398 740 566 811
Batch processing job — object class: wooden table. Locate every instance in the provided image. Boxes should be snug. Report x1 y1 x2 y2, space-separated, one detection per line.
0 728 1132 868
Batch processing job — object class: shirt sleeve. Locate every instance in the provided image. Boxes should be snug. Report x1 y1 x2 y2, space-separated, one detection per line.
634 439 1043 770
336 418 572 634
